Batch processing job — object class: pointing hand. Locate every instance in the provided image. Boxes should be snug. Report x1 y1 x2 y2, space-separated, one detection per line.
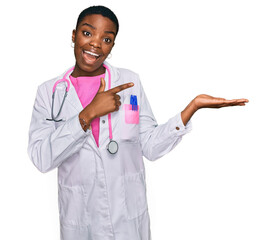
81 78 134 123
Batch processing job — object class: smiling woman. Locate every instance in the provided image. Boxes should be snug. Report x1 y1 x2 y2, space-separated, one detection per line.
27 5 248 240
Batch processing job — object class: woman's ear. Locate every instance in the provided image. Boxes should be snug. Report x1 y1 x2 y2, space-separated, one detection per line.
72 29 76 43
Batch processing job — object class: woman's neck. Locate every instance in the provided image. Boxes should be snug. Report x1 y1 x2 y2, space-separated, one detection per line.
71 64 105 77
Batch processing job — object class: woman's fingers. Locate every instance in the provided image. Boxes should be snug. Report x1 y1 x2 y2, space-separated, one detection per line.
223 98 249 107
114 94 121 101
98 78 106 93
109 82 134 94
114 94 121 108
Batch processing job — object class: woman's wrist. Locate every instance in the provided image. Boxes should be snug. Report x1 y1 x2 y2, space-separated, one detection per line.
189 98 199 112
181 99 198 126
79 108 95 132
79 116 90 132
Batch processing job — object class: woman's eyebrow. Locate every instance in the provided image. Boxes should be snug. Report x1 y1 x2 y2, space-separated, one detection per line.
81 23 116 36
104 31 116 36
81 23 96 29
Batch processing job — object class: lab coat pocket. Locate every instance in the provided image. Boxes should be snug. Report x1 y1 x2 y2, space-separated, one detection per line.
124 104 139 124
124 171 148 220
58 184 88 228
121 104 140 140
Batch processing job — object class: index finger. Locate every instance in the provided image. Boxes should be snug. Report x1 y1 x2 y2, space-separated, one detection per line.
109 82 134 93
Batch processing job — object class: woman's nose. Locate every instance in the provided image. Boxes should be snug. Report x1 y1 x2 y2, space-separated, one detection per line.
89 36 101 48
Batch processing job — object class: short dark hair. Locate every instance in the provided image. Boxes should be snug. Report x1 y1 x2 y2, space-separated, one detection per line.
76 6 119 35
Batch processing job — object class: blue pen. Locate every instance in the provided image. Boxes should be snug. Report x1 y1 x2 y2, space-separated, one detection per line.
130 95 138 111
134 96 138 111
130 95 134 110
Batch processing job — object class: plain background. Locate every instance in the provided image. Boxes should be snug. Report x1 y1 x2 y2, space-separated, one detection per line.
1 0 276 239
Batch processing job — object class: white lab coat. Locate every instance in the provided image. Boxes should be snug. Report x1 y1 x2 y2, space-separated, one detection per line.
28 62 192 240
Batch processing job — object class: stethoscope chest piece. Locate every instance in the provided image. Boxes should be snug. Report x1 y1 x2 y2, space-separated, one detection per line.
107 140 119 154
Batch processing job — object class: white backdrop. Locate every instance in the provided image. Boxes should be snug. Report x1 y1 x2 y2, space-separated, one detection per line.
0 0 276 239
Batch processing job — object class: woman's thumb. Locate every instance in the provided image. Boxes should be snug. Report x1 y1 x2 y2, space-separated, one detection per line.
98 78 106 93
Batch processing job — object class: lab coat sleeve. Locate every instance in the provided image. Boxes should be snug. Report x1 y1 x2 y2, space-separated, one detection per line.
138 78 192 161
28 85 90 173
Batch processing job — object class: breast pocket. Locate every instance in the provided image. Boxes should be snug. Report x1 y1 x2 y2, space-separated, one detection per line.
121 103 140 141
124 104 139 124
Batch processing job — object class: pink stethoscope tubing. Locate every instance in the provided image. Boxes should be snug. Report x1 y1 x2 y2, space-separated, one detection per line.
103 64 118 154
103 64 114 141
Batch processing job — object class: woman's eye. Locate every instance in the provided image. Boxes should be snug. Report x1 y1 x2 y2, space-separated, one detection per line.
103 38 112 43
83 31 91 37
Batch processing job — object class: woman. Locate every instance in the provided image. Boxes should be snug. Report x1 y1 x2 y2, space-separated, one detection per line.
28 6 248 240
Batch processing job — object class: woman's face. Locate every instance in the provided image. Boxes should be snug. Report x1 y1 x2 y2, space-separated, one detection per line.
72 14 117 77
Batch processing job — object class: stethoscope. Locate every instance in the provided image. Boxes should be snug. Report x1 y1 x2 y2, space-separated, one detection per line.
46 64 119 154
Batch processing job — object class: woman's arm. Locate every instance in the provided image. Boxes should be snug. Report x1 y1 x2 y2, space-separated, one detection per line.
139 77 248 161
28 86 91 173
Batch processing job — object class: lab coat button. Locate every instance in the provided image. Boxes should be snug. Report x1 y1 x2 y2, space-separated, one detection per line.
176 127 180 130
102 120 106 124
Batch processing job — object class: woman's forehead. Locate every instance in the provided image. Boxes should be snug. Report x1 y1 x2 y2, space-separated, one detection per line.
78 14 117 32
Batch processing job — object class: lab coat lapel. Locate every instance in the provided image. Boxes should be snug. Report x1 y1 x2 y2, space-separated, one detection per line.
66 84 83 113
66 85 101 154
103 61 120 84
59 68 102 156
65 75 83 113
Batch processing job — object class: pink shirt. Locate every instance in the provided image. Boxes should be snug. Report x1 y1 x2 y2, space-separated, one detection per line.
69 74 104 147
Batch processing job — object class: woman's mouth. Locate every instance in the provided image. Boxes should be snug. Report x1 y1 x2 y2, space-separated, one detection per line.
82 50 101 63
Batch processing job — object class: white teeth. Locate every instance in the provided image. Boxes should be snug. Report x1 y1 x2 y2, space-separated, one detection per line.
84 51 99 57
